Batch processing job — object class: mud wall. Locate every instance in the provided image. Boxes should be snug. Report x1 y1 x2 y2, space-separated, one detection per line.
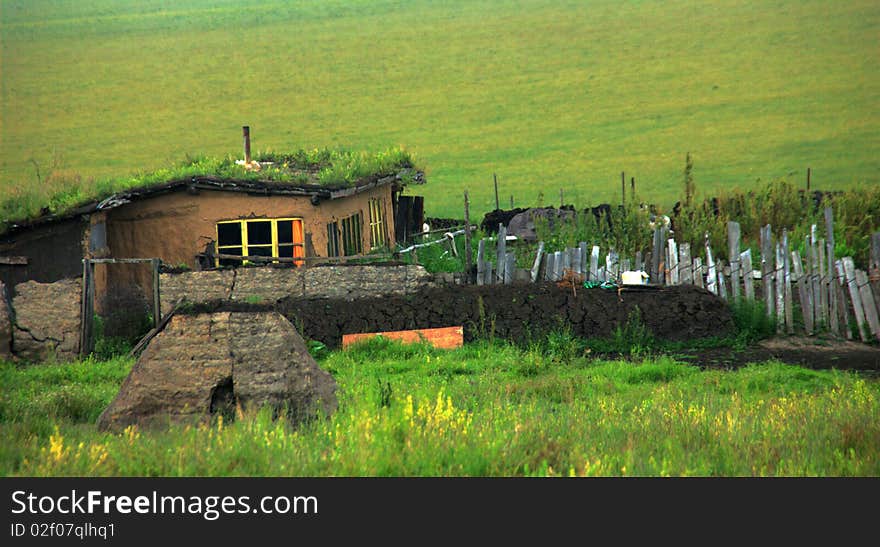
10 278 81 362
277 283 734 349
159 264 438 316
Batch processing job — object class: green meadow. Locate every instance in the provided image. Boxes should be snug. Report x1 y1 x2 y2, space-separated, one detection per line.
1 0 877 218
2 337 879 477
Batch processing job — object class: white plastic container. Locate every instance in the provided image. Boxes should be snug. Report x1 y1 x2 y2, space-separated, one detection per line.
621 270 649 285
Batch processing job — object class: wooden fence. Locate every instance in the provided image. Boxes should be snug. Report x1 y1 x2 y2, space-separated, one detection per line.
471 206 880 343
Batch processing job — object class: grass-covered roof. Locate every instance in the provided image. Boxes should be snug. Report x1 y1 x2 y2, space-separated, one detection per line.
1 147 422 233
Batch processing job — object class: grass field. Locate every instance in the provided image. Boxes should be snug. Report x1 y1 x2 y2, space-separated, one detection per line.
1 0 877 219
2 336 878 477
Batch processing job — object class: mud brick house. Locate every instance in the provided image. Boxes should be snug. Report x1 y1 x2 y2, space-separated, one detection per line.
0 148 426 338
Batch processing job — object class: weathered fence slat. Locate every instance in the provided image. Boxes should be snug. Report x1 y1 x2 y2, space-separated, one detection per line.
543 252 554 282
775 241 785 332
835 260 853 340
679 243 692 285
579 242 588 274
824 208 839 335
635 250 644 273
792 251 813 335
590 246 600 282
606 249 620 282
496 224 507 284
571 247 582 275
667 238 679 285
705 238 718 295
651 228 663 283
809 226 822 328
553 251 564 281
855 269 880 342
728 221 741 300
504 252 515 284
530 241 545 283
741 249 754 300
693 257 704 289
476 239 486 286
717 260 728 300
842 257 868 342
782 230 793 334
818 237 828 328
760 225 774 318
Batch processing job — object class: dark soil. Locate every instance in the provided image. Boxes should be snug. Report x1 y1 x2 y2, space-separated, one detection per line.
277 282 734 349
671 336 880 375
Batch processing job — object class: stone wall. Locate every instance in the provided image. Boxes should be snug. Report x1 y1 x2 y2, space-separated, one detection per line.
11 278 81 362
160 264 438 315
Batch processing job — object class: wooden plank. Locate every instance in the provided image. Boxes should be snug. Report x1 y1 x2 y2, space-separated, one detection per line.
496 224 507 284
543 252 554 282
842 257 869 342
760 225 774 318
463 191 472 284
651 228 664 283
693 257 704 289
782 231 793 334
775 241 785 333
855 269 880 342
792 251 813 335
589 245 600 282
809 226 822 328
579 242 588 274
597 266 606 282
485 260 494 286
504 252 516 284
818 237 828 328
79 259 90 358
561 249 572 276
728 221 741 300
530 241 545 283
0 256 28 265
151 258 161 328
606 249 619 283
741 249 754 301
621 258 631 274
705 239 718 295
128 301 182 357
835 260 853 340
826 240 839 335
476 239 486 286
667 238 679 285
679 243 692 285
717 260 728 300
570 247 582 275
553 251 564 281
634 250 643 273
343 326 464 350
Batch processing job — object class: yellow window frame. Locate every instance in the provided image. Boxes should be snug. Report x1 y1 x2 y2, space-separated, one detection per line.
216 217 304 267
369 198 385 249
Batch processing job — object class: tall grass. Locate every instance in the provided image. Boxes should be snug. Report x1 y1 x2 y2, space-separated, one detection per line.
2 338 878 477
1 0 876 219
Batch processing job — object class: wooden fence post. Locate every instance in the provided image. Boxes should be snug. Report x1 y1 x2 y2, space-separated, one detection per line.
705 235 718 295
775 241 785 333
855 269 880 342
590 246 600 282
693 257 704 289
835 260 853 340
531 242 545 283
496 224 507 284
842 257 868 342
463 191 472 284
792 251 813 335
544 252 555 282
679 243 692 285
741 249 754 300
782 230 793 334
728 221 741 300
824 207 839 335
810 226 823 329
760 225 774 318
667 238 679 285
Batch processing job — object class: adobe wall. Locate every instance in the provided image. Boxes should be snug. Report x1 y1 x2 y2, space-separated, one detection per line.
10 278 82 362
159 264 438 316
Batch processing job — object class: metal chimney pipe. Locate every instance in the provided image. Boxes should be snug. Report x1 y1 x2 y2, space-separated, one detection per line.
242 126 251 164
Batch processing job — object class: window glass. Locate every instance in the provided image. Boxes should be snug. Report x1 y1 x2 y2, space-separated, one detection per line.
218 223 242 246
277 220 293 244
247 221 272 245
